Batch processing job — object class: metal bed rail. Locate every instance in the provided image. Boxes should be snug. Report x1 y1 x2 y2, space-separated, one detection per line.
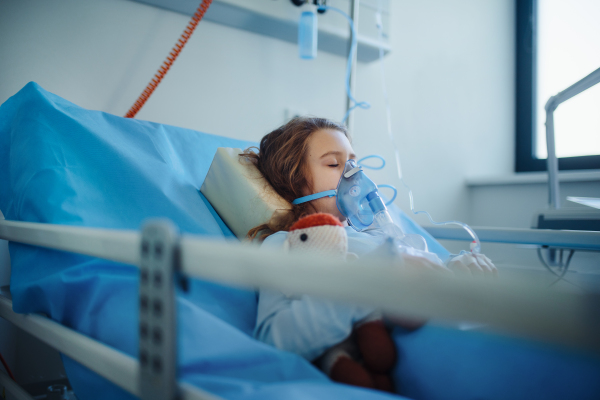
0 293 221 400
0 219 221 400
423 225 600 251
1 218 600 399
545 67 600 210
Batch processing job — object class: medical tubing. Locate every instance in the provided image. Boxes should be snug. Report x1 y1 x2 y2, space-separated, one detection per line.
124 0 213 119
549 250 575 287
537 248 577 287
317 5 370 123
358 155 386 170
377 184 397 206
357 155 397 206
373 11 482 254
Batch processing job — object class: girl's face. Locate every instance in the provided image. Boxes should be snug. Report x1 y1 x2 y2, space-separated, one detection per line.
304 128 356 223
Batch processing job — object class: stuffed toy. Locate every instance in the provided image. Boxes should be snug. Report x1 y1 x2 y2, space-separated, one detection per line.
285 213 397 392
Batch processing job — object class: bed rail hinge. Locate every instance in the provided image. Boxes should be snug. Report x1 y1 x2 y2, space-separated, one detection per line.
139 220 180 400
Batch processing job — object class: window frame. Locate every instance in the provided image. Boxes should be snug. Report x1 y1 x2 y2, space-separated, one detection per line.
515 0 600 172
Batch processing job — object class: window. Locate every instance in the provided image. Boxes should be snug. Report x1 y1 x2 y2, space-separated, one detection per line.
515 0 600 172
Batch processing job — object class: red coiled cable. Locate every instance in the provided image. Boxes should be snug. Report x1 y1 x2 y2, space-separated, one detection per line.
125 0 213 119
0 352 16 381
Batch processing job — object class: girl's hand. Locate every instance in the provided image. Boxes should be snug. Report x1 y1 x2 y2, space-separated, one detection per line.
399 253 453 275
447 253 497 278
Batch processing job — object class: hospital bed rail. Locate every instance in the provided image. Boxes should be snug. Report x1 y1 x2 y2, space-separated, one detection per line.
0 220 222 400
0 297 220 400
1 218 600 399
423 225 600 251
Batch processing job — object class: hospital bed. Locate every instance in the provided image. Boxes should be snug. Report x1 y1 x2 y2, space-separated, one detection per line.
1 83 600 400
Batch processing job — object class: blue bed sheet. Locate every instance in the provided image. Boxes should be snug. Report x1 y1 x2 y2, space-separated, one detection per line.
0 83 598 400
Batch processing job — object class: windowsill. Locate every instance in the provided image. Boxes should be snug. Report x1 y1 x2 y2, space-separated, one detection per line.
466 170 600 187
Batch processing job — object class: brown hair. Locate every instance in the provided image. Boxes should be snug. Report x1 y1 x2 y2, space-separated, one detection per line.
242 116 349 240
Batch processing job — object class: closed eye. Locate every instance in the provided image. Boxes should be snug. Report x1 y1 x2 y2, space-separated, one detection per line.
328 164 339 167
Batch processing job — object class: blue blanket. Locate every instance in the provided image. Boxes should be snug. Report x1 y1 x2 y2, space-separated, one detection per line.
0 83 598 400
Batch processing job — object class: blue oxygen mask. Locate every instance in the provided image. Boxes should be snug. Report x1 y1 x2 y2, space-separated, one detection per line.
336 159 428 251
293 159 428 251
335 159 380 230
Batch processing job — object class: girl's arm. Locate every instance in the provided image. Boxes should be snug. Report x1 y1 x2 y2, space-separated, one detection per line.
253 232 373 361
255 290 373 361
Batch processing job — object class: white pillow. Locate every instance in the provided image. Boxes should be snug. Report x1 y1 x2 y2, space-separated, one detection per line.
200 148 292 239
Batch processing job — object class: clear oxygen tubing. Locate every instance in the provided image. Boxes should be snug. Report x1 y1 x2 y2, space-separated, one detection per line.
317 5 370 124
373 10 482 254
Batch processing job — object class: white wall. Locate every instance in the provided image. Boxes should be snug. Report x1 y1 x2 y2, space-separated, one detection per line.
354 0 515 226
0 0 515 227
469 179 600 229
0 0 347 142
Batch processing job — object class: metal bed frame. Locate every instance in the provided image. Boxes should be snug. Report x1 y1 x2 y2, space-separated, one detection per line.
545 67 600 210
0 217 599 400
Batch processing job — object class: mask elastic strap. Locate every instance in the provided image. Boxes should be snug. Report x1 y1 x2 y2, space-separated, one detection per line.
292 190 337 205
377 184 397 206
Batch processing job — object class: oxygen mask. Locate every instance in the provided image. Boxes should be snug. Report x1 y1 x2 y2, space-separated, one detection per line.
293 159 428 252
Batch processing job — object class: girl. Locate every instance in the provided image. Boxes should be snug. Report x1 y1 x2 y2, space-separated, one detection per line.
243 116 496 392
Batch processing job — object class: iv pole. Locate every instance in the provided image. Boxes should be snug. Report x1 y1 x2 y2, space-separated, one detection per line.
345 0 359 131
